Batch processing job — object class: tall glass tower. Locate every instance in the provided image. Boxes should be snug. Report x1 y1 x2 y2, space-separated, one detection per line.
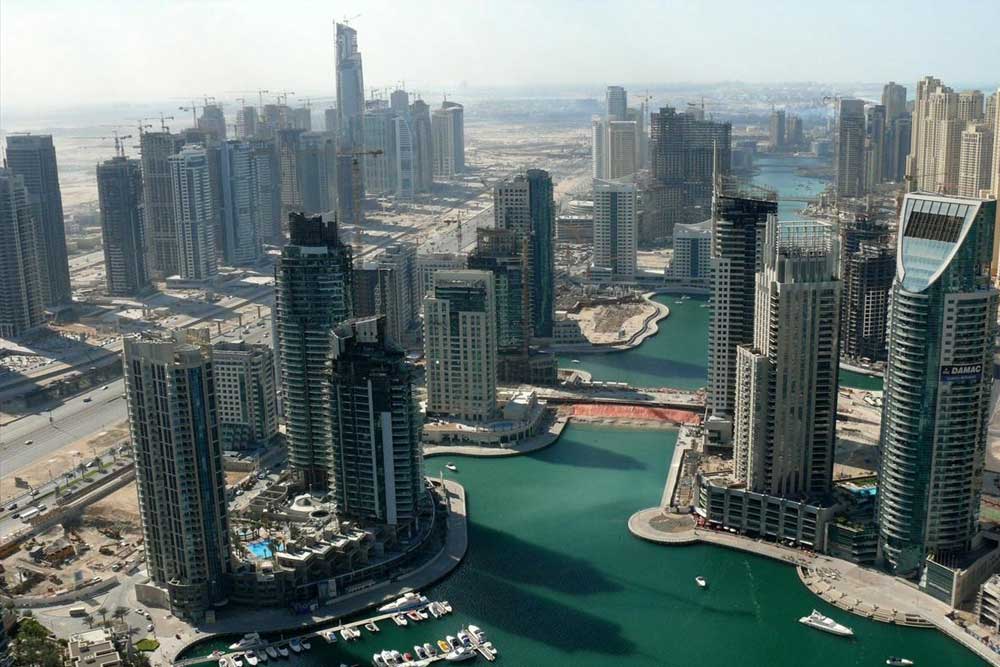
878 194 999 575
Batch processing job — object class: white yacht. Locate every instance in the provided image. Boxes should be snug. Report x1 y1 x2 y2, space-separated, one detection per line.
229 633 261 651
277 647 289 658
265 646 278 660
695 576 708 588
231 657 244 667
378 592 430 613
444 648 475 662
373 654 387 667
289 638 304 653
798 610 854 637
467 625 485 641
244 650 260 666
423 642 438 657
446 463 458 472
886 659 914 666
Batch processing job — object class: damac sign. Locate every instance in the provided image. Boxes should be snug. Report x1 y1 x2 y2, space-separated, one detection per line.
940 364 983 382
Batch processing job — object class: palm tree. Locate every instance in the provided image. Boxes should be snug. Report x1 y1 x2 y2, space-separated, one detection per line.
84 613 95 628
97 606 108 626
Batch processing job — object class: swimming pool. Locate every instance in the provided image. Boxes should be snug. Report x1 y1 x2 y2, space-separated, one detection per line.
247 539 281 559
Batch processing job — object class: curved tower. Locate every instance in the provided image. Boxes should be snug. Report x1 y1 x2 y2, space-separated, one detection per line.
878 193 998 575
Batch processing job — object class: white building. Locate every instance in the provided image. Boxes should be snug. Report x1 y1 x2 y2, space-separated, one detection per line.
213 341 278 451
415 252 466 301
670 219 712 287
591 178 637 281
169 145 218 281
432 108 456 179
606 121 638 179
958 123 994 198
423 270 497 422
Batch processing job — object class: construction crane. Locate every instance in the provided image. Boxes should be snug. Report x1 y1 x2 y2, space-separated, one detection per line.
178 96 217 127
275 91 296 106
134 119 154 136
340 13 361 25
337 148 384 247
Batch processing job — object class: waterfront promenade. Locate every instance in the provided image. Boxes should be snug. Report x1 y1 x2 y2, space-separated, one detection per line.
156 479 466 665
629 506 1000 666
425 415 568 459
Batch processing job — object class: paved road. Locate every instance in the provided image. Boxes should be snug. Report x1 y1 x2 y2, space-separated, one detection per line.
0 380 127 478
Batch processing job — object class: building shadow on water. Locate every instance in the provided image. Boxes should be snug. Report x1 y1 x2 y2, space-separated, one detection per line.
467 523 625 596
448 566 636 656
531 439 646 471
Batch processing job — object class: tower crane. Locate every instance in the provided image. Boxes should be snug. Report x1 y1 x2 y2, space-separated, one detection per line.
275 91 296 106
178 96 217 127
337 148 384 247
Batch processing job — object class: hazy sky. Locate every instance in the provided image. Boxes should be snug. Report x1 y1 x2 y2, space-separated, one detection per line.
3 0 999 110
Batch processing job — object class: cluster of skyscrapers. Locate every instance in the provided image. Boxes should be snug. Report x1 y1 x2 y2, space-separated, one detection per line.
0 135 72 337
768 108 806 152
701 167 999 593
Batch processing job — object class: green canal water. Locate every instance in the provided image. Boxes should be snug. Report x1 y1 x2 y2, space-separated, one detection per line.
182 421 980 666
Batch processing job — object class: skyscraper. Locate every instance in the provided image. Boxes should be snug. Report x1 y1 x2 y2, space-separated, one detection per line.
218 141 261 266
467 228 531 353
140 131 184 278
97 156 150 295
606 121 639 179
290 107 312 131
769 109 786 151
958 123 994 198
839 217 894 362
5 134 72 305
878 194 998 575
591 178 638 281
606 86 627 121
785 115 804 149
410 100 434 193
198 104 227 140
249 138 282 244
0 168 44 338
394 115 415 198
441 101 465 173
390 89 410 115
336 22 365 212
276 128 305 215
124 332 231 620
237 105 258 139
375 242 418 345
432 108 456 179
733 218 840 498
591 118 606 179
363 108 397 195
213 340 277 451
865 104 887 189
423 270 497 422
648 106 732 242
835 99 867 198
704 185 778 445
275 213 353 489
298 131 337 215
329 315 423 536
169 145 218 280
493 170 555 337
885 113 912 183
882 82 907 123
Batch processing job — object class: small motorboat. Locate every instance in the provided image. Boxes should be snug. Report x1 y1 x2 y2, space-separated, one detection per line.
301 640 311 650
571 359 581 364
265 646 278 660
457 630 472 647
886 659 914 666
289 638 303 654
244 650 259 666
373 654 387 667
340 628 353 641
324 630 338 643
446 635 461 650
798 610 854 637
231 657 244 667
277 647 289 658
424 642 438 657
428 603 441 618
468 625 486 641
442 601 452 613
406 610 422 622
437 639 452 653
393 614 408 626
403 653 413 662
483 641 497 656
414 645 427 660
445 463 457 472
365 621 380 633
695 576 708 588
257 648 268 663
218 659 229 667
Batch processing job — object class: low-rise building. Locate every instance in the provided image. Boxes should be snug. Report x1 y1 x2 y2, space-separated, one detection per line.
69 630 121 667
978 574 1000 632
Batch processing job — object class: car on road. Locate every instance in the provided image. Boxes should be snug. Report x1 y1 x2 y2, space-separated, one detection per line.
30 489 39 496
6 503 16 511
24 440 33 446
102 385 109 390
146 624 154 632
83 397 92 403
10 513 19 520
